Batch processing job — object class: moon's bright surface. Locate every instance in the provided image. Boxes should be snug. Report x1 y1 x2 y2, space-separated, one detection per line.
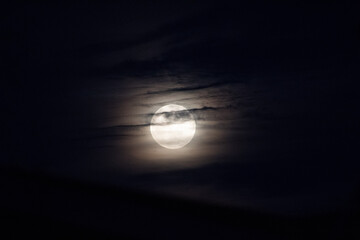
150 104 196 149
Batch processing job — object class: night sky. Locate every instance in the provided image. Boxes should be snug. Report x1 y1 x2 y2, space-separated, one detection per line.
3 1 360 239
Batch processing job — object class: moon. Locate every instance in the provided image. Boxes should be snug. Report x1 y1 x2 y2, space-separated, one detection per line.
150 104 196 149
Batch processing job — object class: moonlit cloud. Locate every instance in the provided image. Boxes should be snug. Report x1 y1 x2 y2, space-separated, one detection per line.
77 73 245 171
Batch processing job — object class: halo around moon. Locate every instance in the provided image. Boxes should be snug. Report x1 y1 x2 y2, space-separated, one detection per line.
150 104 196 149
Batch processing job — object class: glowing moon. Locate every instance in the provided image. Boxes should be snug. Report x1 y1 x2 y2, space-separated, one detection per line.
150 104 196 149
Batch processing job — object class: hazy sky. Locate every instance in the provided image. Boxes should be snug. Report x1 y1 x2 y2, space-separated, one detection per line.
4 2 360 215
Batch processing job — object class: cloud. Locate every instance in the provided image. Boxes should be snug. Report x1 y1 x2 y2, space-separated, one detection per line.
145 81 227 95
95 106 225 131
142 106 230 121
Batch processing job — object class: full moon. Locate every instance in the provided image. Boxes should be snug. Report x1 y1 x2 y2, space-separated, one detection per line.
150 104 196 149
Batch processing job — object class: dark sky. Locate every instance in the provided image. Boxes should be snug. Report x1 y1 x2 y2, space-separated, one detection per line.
3 0 360 219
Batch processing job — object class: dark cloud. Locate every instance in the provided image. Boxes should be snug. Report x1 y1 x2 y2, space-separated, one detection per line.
141 106 232 122
145 81 227 95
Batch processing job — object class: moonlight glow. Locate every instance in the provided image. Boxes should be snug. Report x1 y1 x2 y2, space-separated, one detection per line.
150 104 196 149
